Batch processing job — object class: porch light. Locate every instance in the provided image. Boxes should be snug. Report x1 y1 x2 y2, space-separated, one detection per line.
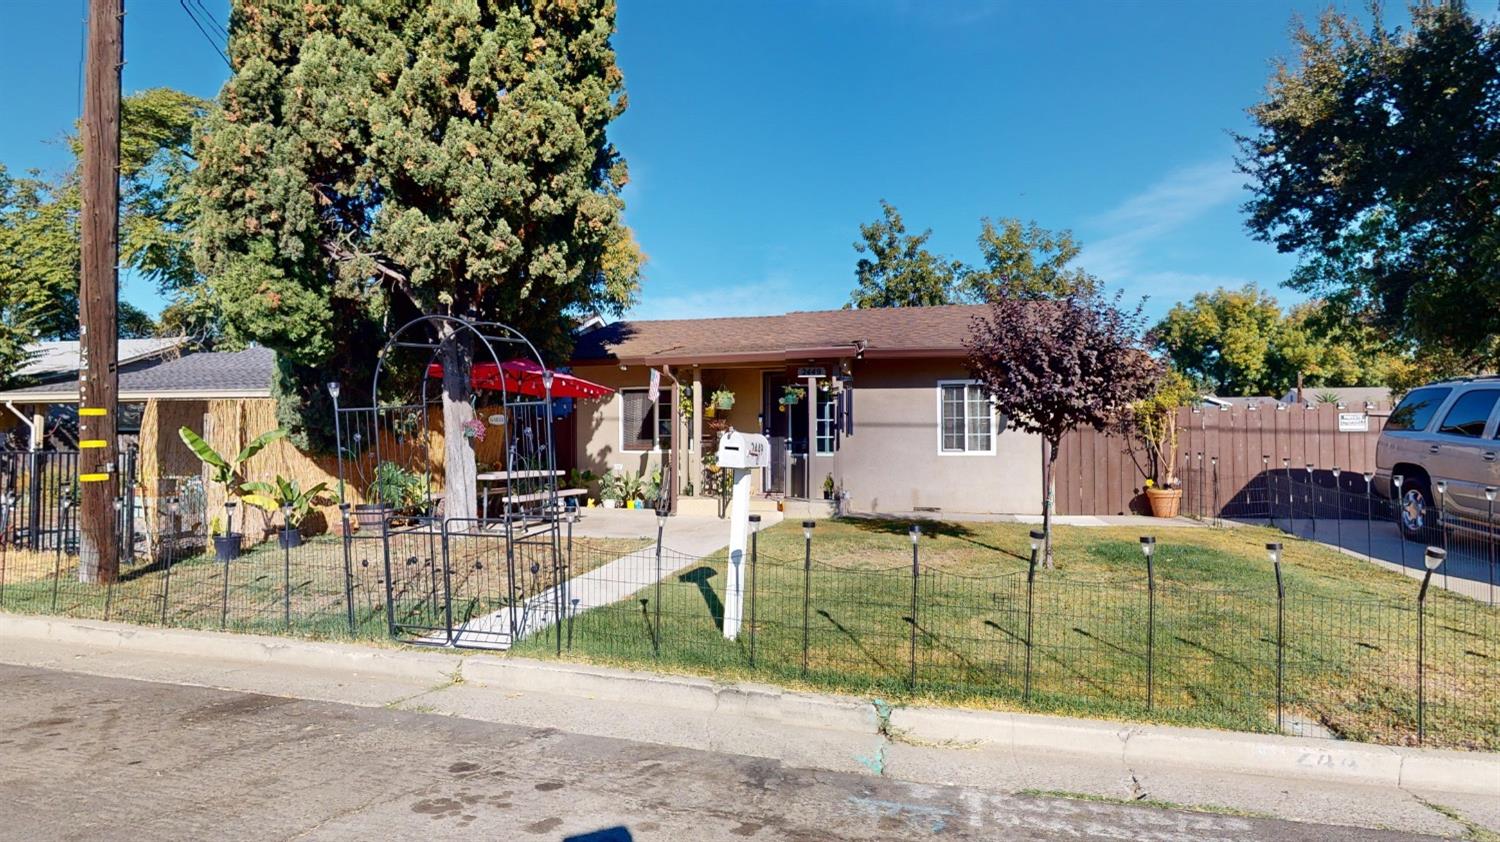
326 381 340 400
1265 542 1282 567
1139 536 1156 559
1029 529 1045 552
1424 546 1446 572
802 520 815 541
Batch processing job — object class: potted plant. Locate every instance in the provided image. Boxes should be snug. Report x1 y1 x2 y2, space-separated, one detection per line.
710 387 736 412
822 473 836 500
178 425 286 560
361 461 425 528
208 516 237 562
598 470 624 508
242 476 329 548
619 471 644 508
1118 371 1196 518
780 384 806 406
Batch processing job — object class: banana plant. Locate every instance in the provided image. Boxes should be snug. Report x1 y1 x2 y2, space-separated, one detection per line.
241 476 330 527
177 426 287 498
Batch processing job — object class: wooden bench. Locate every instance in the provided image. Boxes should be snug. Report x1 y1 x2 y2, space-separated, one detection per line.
499 488 588 506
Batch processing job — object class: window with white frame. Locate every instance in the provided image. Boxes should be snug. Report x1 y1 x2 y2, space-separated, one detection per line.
939 381 994 453
621 388 670 451
815 388 837 454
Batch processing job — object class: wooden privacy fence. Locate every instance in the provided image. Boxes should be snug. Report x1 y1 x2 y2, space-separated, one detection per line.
1055 403 1391 517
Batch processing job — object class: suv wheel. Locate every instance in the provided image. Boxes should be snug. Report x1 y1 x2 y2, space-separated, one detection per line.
1398 480 1433 542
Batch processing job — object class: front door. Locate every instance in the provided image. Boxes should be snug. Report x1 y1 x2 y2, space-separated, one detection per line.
763 371 788 495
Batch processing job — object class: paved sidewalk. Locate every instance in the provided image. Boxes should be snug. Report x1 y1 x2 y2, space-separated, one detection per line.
0 663 1429 841
2 616 1495 838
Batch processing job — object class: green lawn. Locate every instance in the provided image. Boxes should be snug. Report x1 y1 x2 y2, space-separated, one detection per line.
514 517 1500 751
0 531 650 642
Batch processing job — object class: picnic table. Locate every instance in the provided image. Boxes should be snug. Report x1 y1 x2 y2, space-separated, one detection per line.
477 469 573 516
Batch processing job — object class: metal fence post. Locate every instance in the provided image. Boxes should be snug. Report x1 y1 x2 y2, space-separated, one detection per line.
160 497 178 626
1486 488 1497 607
1364 474 1375 563
340 504 356 634
1417 546 1444 745
282 506 293 629
1436 482 1449 590
380 516 396 637
748 514 761 668
802 521 814 677
565 516 575 650
1305 464 1316 540
1393 475 1408 571
1210 456 1219 526
51 497 68 613
1263 455 1273 527
653 510 664 658
908 524 920 691
219 550 230 631
1141 536 1156 711
0 493 11 606
1025 529 1043 703
1266 542 1285 732
1331 467 1343 554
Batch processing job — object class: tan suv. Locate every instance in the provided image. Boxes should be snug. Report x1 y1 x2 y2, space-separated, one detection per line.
1375 378 1500 539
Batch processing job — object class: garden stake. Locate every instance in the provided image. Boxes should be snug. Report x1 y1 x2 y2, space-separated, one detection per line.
565 516 575 650
339 504 356 634
749 514 761 667
554 512 565 657
1025 529 1043 703
219 551 230 630
801 523 812 677
50 499 66 613
1263 455 1273 528
440 525 455 645
1437 482 1449 590
909 524 920 691
1210 456 1219 526
1283 458 1292 534
1364 474 1375 563
1305 465 1316 541
1141 536 1156 711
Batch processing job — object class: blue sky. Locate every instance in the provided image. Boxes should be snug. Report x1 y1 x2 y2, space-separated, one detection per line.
1 1 1383 324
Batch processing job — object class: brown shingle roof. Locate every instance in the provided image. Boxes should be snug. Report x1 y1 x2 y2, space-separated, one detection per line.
572 305 987 365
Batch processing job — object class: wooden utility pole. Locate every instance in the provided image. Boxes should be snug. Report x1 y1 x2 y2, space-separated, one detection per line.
77 0 123 584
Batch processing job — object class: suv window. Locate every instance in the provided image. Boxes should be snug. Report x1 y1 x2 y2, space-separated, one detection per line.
1385 387 1452 432
1437 389 1500 438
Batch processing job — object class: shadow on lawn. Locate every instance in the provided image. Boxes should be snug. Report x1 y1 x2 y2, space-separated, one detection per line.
677 566 724 631
838 516 1030 562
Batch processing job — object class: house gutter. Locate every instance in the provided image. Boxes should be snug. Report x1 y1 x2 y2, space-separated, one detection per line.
574 347 967 368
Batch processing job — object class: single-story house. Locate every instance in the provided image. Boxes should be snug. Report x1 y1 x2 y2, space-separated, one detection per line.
568 304 1042 516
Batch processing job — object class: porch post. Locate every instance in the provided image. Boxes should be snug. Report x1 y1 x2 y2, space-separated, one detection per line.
30 405 44 450
691 367 703 493
804 373 817 500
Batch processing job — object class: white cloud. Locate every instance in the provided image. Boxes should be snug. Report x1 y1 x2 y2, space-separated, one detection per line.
1079 159 1246 284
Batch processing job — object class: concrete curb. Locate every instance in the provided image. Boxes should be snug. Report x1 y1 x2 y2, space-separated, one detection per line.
3 613 1496 797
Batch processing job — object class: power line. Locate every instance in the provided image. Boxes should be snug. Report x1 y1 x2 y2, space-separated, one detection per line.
190 0 229 41
179 0 229 68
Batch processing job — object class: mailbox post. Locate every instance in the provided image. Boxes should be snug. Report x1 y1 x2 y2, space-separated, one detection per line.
717 428 770 640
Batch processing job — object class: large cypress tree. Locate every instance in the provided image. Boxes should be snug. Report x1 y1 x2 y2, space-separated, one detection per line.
194 1 642 520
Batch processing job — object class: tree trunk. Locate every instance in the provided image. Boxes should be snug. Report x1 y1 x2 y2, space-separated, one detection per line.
439 321 477 523
1042 436 1057 569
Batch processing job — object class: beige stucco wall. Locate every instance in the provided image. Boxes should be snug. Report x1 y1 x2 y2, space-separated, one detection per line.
573 358 1042 515
833 358 1043 515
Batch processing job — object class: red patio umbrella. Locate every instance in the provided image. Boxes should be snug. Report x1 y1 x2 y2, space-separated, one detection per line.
425 359 614 400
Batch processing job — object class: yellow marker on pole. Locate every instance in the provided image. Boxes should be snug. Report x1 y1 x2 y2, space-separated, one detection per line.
79 473 111 483
79 407 107 417
79 439 108 449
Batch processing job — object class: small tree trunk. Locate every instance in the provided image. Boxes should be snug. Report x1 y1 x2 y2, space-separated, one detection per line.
1042 436 1057 569
439 321 477 523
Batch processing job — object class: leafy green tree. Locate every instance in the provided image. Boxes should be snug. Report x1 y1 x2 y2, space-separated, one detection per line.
0 87 205 386
193 0 642 520
1238 2 1500 372
960 217 1098 302
1150 285 1394 397
846 201 961 308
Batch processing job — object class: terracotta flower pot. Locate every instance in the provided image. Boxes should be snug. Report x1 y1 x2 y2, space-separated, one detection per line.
1146 487 1183 518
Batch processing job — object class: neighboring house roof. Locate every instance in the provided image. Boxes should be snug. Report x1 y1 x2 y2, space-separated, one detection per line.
1279 386 1392 407
0 346 275 403
17 337 186 381
573 305 989 365
1200 395 1280 408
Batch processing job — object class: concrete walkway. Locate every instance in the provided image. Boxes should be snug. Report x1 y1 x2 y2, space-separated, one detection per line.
1236 516 1499 603
438 511 772 649
3 614 1496 839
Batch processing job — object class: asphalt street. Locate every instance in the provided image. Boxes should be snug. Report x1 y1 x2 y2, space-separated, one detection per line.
0 663 1437 841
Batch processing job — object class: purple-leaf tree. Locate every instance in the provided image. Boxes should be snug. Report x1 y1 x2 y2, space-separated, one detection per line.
966 292 1162 566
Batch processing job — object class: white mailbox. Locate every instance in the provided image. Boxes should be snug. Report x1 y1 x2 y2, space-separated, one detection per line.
716 429 771 470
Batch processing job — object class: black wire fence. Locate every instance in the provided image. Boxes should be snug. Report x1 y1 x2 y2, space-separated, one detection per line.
514 528 1499 752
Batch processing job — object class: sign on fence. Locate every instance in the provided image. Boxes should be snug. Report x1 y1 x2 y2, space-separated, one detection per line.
1338 412 1370 432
